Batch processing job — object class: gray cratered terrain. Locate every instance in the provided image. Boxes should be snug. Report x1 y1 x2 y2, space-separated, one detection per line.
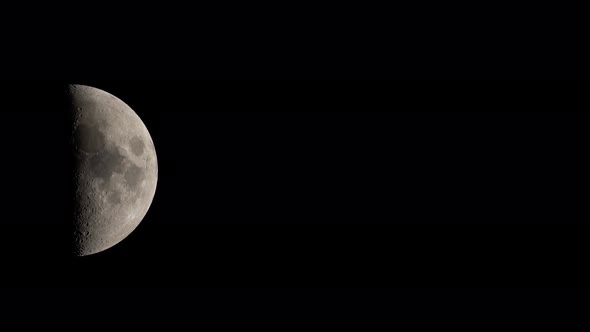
70 85 158 256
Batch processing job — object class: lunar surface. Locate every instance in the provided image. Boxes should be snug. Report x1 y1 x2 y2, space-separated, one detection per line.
70 85 158 256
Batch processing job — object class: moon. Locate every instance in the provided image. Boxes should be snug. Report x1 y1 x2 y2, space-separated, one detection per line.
69 84 158 256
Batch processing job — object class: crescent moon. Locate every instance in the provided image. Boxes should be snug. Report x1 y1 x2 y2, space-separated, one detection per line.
70 84 158 256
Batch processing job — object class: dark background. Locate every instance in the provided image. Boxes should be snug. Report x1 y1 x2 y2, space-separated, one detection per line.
1 81 590 330
2 2 589 80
